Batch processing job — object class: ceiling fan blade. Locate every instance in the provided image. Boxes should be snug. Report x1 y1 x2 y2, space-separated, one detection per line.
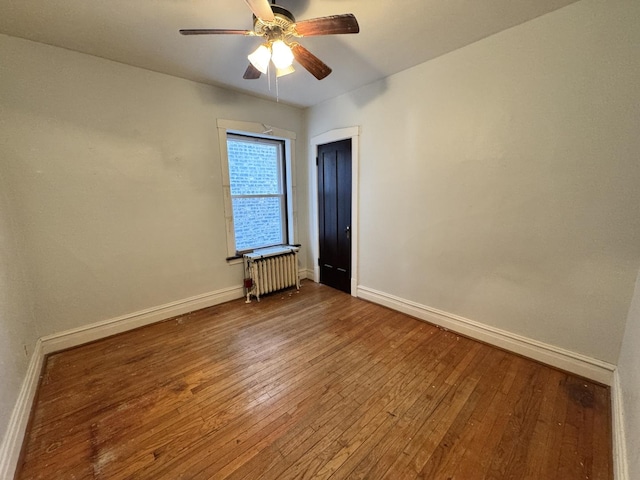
294 14 359 36
291 44 332 80
243 63 262 80
244 0 275 22
180 29 253 35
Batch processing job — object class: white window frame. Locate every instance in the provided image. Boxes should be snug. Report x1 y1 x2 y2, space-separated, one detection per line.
217 119 297 263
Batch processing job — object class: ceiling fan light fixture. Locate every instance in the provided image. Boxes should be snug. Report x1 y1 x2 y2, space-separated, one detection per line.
271 40 294 69
276 65 295 77
181 2 361 83
248 44 271 74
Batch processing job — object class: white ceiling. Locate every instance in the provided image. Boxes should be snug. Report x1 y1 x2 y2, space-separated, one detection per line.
0 0 580 108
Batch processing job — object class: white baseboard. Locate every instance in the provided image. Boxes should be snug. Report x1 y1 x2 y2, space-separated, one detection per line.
357 285 616 385
611 370 629 480
0 339 44 480
299 268 314 281
0 285 246 478
40 285 244 354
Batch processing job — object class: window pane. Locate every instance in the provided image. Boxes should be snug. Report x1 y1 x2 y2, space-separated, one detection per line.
227 140 280 196
232 197 284 251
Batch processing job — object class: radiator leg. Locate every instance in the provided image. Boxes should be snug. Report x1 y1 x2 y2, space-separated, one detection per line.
245 261 252 303
256 262 261 302
246 262 260 303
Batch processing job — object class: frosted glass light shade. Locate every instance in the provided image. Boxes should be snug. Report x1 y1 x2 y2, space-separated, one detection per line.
271 40 294 69
248 44 271 74
276 65 295 77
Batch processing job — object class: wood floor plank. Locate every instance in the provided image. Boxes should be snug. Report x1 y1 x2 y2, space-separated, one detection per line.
258 334 438 479
118 321 380 477
441 356 534 479
329 338 485 480
119 298 396 478
408 349 507 480
229 327 450 480
443 355 511 480
305 333 467 479
491 364 551 479
224 327 435 480
16 281 613 480
540 375 574 479
591 383 614 479
520 369 564 479
387 345 489 479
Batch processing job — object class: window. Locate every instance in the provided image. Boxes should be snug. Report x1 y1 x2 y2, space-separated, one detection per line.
227 134 287 252
217 119 297 260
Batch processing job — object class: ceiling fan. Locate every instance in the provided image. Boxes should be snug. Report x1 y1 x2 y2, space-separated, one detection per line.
179 0 359 80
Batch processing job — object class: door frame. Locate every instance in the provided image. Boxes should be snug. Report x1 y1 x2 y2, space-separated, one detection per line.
309 126 360 297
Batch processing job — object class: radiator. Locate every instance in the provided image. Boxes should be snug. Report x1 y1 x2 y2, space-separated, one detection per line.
244 246 300 302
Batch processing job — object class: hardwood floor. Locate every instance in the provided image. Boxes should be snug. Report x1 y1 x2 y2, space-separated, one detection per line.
17 281 612 479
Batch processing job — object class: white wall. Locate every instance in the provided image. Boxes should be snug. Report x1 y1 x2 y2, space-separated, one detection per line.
617 269 640 478
0 34 307 336
0 172 39 441
307 0 640 365
0 33 307 440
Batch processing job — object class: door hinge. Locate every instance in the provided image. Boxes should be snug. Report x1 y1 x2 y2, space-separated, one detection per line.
317 257 320 266
316 156 319 166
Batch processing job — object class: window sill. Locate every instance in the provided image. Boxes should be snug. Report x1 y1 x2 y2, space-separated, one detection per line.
227 244 300 265
244 245 299 260
226 256 243 266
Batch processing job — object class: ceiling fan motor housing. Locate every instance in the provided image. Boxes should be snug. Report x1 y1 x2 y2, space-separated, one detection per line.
253 5 296 39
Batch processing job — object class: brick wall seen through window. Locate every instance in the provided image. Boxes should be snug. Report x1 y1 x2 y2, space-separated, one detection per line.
227 135 287 252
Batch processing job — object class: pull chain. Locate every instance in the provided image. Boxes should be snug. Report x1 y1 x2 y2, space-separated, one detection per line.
267 63 271 92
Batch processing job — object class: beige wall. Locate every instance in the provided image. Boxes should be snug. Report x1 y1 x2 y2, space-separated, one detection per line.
0 33 307 438
307 0 640 364
0 171 38 440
